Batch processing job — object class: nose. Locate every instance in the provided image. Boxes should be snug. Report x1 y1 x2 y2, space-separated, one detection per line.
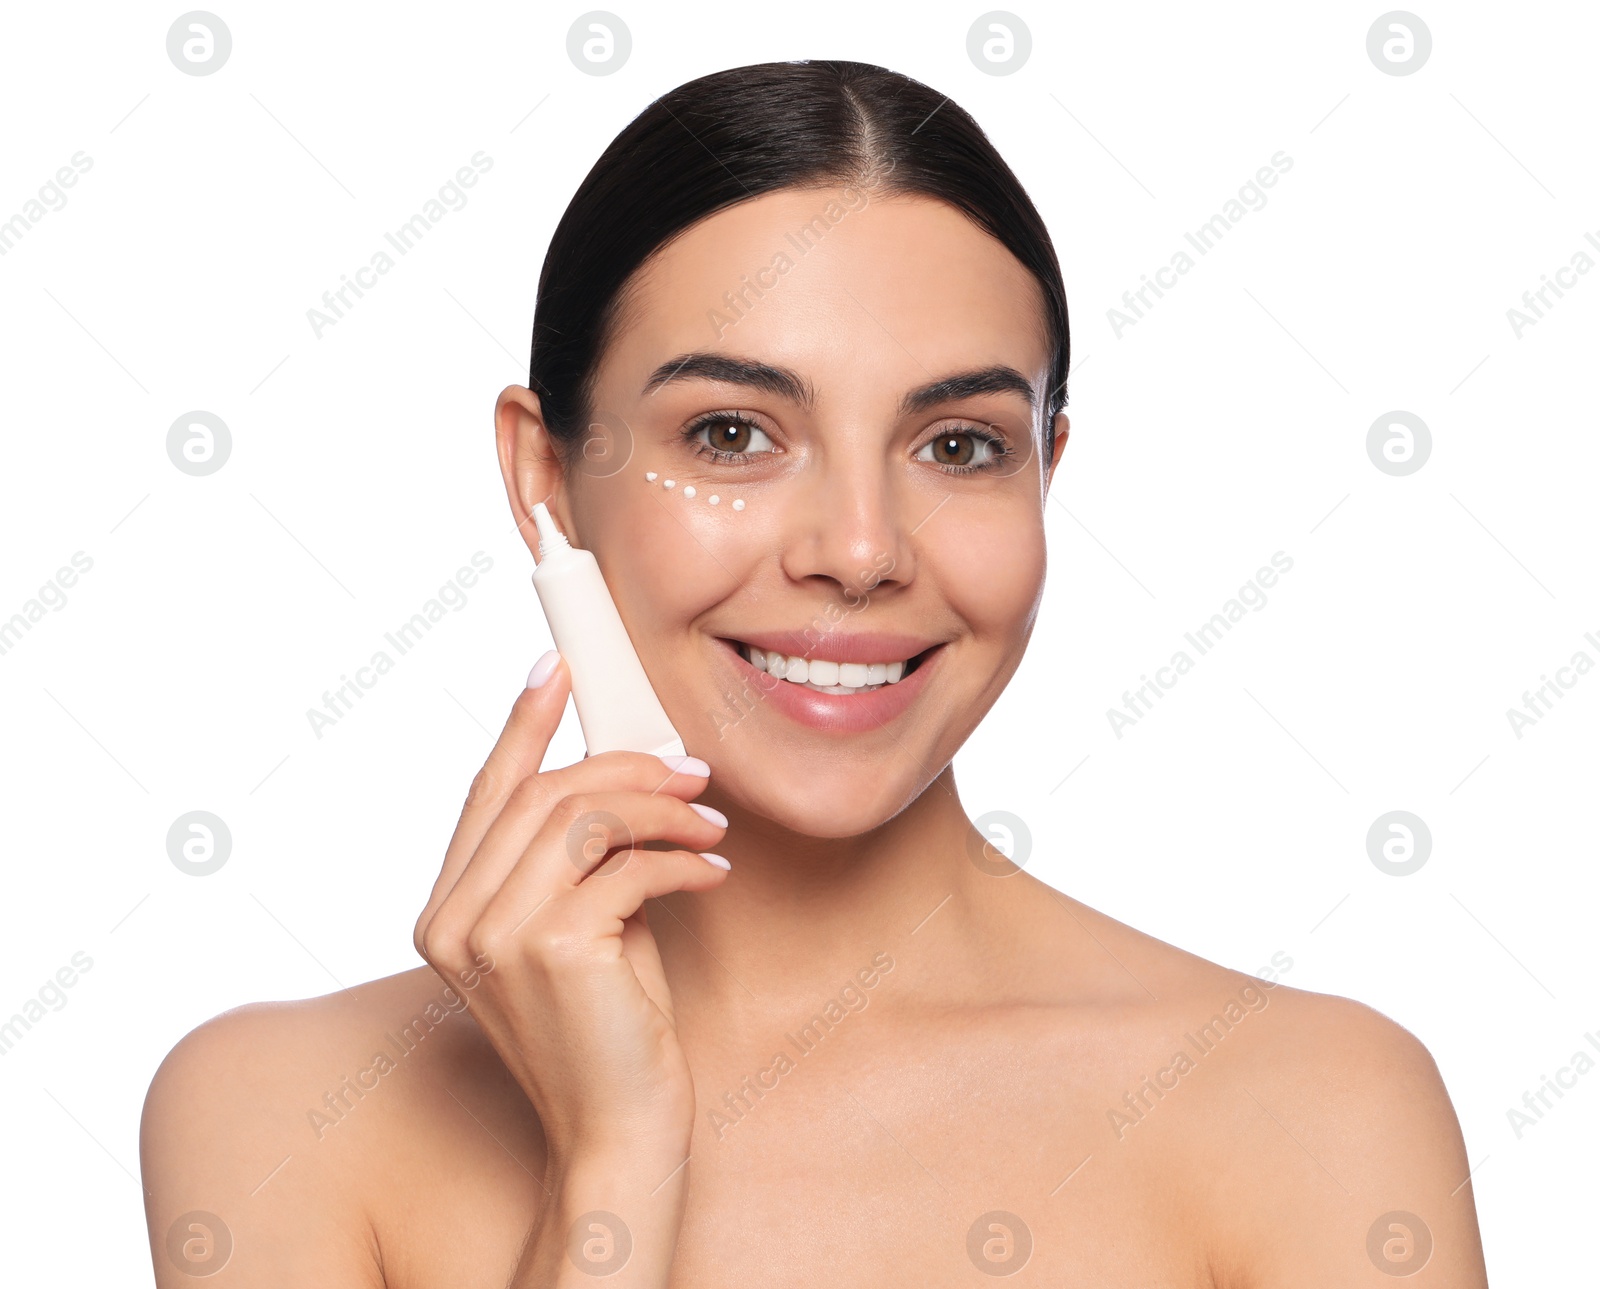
777 444 914 600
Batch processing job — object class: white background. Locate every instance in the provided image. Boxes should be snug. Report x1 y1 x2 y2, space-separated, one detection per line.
1 1 1595 1281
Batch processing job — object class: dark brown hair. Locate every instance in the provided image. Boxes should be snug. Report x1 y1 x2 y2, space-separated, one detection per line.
529 58 1070 462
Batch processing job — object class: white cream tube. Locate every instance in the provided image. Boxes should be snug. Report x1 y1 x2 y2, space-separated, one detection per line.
529 502 688 759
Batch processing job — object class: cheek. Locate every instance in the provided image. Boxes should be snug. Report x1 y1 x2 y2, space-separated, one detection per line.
576 466 786 625
928 503 1047 632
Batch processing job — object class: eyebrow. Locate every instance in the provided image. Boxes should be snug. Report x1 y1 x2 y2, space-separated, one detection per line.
641 352 1037 417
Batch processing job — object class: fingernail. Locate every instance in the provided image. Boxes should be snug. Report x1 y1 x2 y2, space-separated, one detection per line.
688 802 728 828
659 754 711 777
699 852 731 870
526 650 560 689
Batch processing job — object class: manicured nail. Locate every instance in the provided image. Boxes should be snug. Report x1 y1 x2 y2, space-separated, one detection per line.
526 650 560 689
659 754 711 777
688 802 728 828
699 852 731 870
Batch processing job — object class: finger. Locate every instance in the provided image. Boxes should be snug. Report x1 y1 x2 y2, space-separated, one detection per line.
430 752 714 931
475 848 728 986
566 847 730 933
416 660 571 949
618 907 669 1019
470 791 727 939
449 803 717 960
536 747 713 804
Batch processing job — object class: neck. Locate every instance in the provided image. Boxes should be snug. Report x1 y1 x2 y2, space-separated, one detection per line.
650 764 1034 1021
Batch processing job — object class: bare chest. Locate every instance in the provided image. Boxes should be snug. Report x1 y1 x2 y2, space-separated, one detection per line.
669 1027 1215 1286
380 1018 1223 1288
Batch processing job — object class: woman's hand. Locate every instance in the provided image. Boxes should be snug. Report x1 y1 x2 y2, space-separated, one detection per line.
413 652 729 1172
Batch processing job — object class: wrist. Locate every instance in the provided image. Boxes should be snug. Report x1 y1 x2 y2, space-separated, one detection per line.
546 1126 693 1182
532 1149 690 1287
549 1143 691 1204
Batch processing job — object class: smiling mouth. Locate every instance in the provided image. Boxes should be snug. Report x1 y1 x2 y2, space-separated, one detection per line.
719 638 938 695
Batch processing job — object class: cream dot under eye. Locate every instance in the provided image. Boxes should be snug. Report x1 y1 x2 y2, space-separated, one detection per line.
684 485 696 498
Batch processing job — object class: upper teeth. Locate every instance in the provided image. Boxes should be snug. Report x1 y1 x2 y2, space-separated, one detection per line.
740 643 913 692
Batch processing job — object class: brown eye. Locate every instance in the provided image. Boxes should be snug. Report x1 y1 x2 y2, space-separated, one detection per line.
927 434 974 466
916 429 1003 471
684 412 777 462
706 418 754 452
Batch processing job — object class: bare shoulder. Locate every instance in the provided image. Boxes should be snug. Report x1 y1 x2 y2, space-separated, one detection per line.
1029 888 1488 1286
1202 979 1488 1286
1037 885 1460 1091
140 966 486 1287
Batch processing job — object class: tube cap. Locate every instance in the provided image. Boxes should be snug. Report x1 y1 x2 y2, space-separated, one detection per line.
532 502 571 561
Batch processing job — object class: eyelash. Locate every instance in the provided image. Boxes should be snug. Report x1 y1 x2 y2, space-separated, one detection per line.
681 411 1014 475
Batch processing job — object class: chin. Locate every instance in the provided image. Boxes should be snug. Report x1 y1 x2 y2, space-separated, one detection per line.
719 766 924 841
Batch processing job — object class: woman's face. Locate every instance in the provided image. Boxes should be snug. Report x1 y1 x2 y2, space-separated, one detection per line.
531 186 1067 839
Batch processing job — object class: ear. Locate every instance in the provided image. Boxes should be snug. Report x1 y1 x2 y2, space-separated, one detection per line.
495 385 570 560
1043 411 1070 493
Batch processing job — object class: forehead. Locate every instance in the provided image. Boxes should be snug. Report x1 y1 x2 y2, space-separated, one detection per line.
602 187 1052 403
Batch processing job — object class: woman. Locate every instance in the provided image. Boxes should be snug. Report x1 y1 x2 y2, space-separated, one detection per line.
141 60 1488 1286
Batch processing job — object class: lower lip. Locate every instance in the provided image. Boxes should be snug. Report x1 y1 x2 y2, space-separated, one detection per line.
715 639 944 734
